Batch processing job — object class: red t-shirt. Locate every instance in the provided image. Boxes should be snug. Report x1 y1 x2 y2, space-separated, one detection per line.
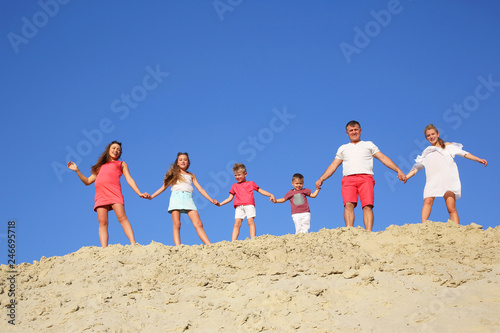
283 188 312 214
229 181 259 208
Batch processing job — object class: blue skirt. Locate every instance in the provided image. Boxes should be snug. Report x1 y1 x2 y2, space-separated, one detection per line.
168 191 197 214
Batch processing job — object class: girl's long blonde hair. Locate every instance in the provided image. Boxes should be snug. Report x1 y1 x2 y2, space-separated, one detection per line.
163 152 192 187
424 124 445 149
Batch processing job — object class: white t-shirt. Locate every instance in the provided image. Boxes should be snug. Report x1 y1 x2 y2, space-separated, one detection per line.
335 141 380 176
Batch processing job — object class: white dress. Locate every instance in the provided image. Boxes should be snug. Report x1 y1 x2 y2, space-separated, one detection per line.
411 143 468 199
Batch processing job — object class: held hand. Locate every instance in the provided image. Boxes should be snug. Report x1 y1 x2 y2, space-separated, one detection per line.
211 198 219 205
397 171 406 183
269 194 276 203
140 192 151 199
315 179 323 189
404 173 411 184
67 161 78 171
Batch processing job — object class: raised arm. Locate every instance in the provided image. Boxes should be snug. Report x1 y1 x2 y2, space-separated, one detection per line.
316 158 342 188
150 183 167 199
67 161 96 185
121 162 150 198
257 188 276 203
192 174 219 205
373 152 406 182
309 187 320 198
404 169 418 183
405 168 418 181
218 194 234 206
464 153 488 166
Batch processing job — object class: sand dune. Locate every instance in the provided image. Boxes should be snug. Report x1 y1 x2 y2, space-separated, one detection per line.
1 221 499 332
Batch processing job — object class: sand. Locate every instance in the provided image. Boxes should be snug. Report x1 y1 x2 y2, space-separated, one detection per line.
1 221 499 332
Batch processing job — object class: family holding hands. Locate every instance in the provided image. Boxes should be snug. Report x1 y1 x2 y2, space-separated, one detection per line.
68 120 487 247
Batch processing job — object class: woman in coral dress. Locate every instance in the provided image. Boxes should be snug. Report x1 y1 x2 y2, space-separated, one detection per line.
405 124 487 224
67 141 149 247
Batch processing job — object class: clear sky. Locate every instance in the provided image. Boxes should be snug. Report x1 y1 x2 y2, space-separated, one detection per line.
1 1 499 265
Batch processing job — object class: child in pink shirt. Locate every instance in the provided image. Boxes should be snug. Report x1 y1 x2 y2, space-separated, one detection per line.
218 163 275 241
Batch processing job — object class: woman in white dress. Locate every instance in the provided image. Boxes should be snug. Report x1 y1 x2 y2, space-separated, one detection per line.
405 124 487 224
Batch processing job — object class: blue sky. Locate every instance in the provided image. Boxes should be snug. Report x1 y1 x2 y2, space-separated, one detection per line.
1 1 499 265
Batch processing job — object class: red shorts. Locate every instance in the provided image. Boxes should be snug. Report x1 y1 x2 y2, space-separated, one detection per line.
341 174 375 208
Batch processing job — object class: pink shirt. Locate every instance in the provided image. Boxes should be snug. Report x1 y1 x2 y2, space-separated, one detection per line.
229 181 260 208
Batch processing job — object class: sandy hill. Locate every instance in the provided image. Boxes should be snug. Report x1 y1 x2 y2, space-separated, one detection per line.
1 221 499 332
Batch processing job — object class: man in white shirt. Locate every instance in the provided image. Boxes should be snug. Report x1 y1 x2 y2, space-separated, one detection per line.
316 121 406 231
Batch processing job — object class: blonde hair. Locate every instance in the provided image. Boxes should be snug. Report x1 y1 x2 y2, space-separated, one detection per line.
424 124 445 149
163 152 191 187
232 163 246 173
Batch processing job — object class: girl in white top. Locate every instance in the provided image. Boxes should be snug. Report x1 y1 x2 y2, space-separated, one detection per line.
405 124 487 224
149 152 218 245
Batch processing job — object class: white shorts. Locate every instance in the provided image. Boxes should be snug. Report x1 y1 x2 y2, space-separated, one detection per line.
235 205 256 219
292 212 311 234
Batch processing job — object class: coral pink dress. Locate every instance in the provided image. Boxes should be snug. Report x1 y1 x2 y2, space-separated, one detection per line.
94 160 124 211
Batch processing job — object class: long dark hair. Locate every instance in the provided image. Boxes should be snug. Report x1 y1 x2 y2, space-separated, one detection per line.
424 124 445 149
163 152 191 187
91 141 122 175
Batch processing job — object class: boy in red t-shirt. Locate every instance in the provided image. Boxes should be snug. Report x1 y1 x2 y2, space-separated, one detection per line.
275 173 320 234
218 163 275 241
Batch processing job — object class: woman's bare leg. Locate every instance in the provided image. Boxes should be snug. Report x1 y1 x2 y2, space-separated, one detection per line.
112 203 136 245
96 207 110 247
422 197 435 223
444 192 459 224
